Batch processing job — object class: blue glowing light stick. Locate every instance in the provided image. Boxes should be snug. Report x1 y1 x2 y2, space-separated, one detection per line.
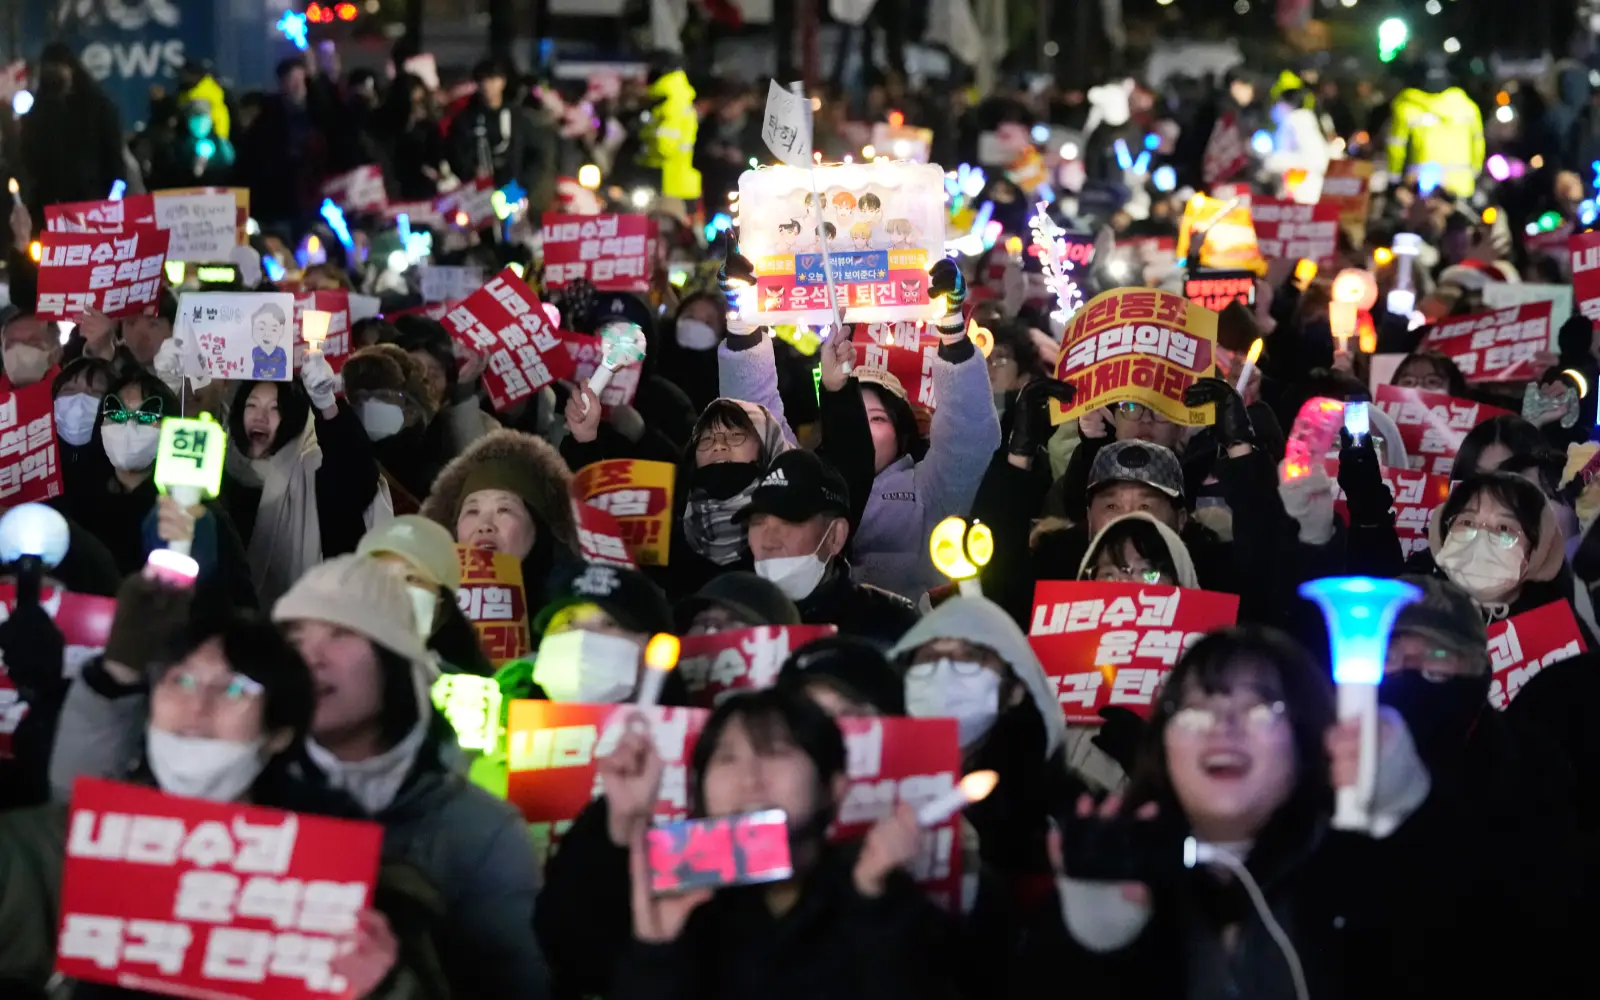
277 11 309 51
319 198 354 253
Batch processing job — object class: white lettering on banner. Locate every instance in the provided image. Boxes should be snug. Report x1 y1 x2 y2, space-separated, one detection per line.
1029 590 1181 636
81 41 185 83
844 720 884 778
66 811 299 875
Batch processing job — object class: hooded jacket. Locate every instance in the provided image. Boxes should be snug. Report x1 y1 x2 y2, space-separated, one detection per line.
1076 512 1201 588
1386 86 1485 199
639 70 702 201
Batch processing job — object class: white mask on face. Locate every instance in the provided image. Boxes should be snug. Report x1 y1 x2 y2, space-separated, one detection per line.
904 659 1002 748
54 393 101 446
675 318 720 350
754 534 831 601
145 727 267 801
408 585 438 640
358 400 406 441
1435 529 1527 604
101 421 161 470
4 343 52 385
533 629 642 703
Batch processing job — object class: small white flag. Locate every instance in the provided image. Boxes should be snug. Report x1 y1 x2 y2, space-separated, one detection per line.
761 80 813 168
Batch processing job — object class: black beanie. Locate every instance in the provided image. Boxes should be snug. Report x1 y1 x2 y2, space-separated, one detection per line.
778 635 905 715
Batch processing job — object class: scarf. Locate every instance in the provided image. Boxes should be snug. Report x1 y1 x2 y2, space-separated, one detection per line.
232 420 324 609
304 718 429 816
682 475 758 565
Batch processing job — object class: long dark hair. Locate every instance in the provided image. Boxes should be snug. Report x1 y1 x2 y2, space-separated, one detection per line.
1453 415 1563 494
228 379 312 457
689 687 845 818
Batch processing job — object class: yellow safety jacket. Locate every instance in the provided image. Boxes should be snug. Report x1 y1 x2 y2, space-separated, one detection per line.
1387 86 1484 198
177 74 230 141
640 70 702 201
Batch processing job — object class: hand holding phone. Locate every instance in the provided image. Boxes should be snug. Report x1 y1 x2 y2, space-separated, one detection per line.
1343 401 1369 441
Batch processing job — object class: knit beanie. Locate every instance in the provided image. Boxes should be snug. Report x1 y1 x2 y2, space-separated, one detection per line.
272 554 430 663
778 635 906 715
459 460 547 520
357 515 462 595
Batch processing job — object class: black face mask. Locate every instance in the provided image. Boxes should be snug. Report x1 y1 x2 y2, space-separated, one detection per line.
690 460 758 501
1378 670 1488 768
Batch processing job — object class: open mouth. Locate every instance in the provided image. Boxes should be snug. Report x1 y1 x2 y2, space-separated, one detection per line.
246 429 271 451
472 539 498 551
1200 749 1251 780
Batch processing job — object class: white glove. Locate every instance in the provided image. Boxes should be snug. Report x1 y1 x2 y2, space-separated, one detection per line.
1277 462 1336 546
300 352 340 412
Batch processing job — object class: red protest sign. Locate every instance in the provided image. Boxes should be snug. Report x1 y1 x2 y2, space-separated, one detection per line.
0 377 63 506
1420 301 1553 382
455 546 532 666
37 228 170 320
1324 458 1452 558
571 495 636 568
541 214 653 293
45 195 157 234
0 581 114 758
1202 113 1250 187
853 321 940 410
1487 601 1587 710
1249 198 1339 265
506 702 710 866
678 625 841 707
436 177 496 230
1372 385 1512 478
561 332 643 408
292 291 352 373
1183 271 1256 312
320 165 387 213
1572 230 1600 326
1027 581 1241 724
573 459 676 566
833 716 964 910
56 777 383 999
440 269 576 411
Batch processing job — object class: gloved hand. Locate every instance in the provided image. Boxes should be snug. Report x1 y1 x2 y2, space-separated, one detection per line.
0 599 65 703
928 258 968 335
300 351 339 412
1278 461 1336 545
104 575 194 681
552 277 598 333
1183 376 1255 449
718 241 757 337
1089 706 1145 776
1337 428 1393 525
1009 378 1075 459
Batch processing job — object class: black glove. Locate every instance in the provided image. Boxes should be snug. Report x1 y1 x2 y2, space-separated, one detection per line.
551 277 598 333
1009 378 1075 458
1337 428 1393 524
1090 706 1145 776
1183 376 1255 449
103 575 194 680
0 600 65 704
928 258 968 332
718 240 756 297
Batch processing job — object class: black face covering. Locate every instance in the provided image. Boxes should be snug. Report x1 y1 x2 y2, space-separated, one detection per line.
1378 670 1488 768
690 460 759 501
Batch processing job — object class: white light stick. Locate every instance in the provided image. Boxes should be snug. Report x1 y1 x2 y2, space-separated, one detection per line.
7 178 19 208
1027 200 1084 325
301 309 332 355
166 485 202 557
1387 233 1421 316
1234 338 1263 394
915 770 999 827
635 633 680 708
584 321 648 413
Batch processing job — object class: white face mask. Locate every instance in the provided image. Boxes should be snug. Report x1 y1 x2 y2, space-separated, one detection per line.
54 393 100 446
408 585 438 640
145 727 267 801
904 659 1002 748
4 343 52 385
534 629 641 703
102 421 161 470
675 318 720 350
1436 528 1527 604
358 400 406 441
754 535 830 601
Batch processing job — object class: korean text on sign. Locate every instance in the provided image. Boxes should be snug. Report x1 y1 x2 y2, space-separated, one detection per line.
37 228 170 321
293 292 353 373
1249 198 1339 265
541 214 653 294
0 378 63 509
0 582 115 758
1487 602 1587 710
56 777 383 1000
455 546 532 665
678 624 841 708
852 322 941 411
441 268 577 411
1420 301 1553 383
1050 287 1219 428
320 165 387 213
1027 581 1241 725
571 495 636 568
173 292 299 382
1324 458 1452 559
506 702 710 866
573 459 676 567
833 716 964 911
1372 384 1511 478
1570 229 1600 325
1183 271 1255 313
45 195 156 234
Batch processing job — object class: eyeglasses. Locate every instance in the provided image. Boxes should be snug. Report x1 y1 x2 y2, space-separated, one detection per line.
1395 375 1449 392
1448 517 1522 550
905 657 989 678
103 396 163 426
157 670 263 705
1168 699 1286 737
696 428 750 452
1084 564 1165 585
987 353 1016 368
1110 402 1157 422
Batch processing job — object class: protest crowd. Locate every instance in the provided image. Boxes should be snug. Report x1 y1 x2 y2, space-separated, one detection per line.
7 14 1600 1000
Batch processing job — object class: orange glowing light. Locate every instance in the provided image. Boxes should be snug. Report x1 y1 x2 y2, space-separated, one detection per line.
888 110 904 128
334 1 358 18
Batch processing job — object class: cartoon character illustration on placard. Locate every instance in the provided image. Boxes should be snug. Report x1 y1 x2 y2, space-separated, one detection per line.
802 193 823 232
858 192 883 228
777 219 802 251
763 286 785 311
886 218 918 248
250 303 290 379
898 277 923 302
831 191 856 226
849 222 873 250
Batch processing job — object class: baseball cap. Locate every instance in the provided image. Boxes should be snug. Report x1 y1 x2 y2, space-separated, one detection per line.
853 366 908 401
1390 575 1490 675
533 562 674 638
734 449 851 525
675 571 802 631
1088 440 1184 500
778 635 905 715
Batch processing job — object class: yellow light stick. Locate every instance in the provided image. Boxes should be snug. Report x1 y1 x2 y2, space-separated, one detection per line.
915 770 999 827
1234 338 1263 394
930 516 994 597
153 413 228 558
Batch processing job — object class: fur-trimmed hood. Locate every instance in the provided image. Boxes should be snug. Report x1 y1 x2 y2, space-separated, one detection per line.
419 428 578 553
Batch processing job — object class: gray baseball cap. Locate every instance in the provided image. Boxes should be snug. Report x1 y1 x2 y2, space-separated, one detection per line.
1087 441 1184 499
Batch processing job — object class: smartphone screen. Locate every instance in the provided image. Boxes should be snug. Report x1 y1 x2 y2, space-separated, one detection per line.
646 809 793 895
1344 401 1369 440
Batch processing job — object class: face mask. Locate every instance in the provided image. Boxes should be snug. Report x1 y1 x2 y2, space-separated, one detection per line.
1379 671 1487 769
1435 530 1526 603
358 400 406 441
54 394 100 446
754 534 830 601
691 460 759 501
675 318 720 350
904 660 1002 748
534 629 641 703
408 585 438 640
145 728 267 801
4 344 52 385
102 421 161 470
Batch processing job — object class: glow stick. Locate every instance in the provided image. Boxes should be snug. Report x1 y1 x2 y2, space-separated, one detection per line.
7 178 18 208
916 770 999 827
301 309 331 355
1387 233 1421 316
1234 338 1263 394
635 633 680 708
584 321 648 412
1027 201 1084 324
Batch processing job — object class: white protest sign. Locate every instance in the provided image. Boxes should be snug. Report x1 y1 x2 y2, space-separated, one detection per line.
1483 282 1571 346
350 293 382 322
152 191 237 263
172 291 298 382
762 80 814 168
421 264 486 303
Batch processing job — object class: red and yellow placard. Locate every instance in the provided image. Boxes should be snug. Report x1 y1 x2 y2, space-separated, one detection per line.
1176 193 1265 275
573 459 676 566
455 546 532 665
